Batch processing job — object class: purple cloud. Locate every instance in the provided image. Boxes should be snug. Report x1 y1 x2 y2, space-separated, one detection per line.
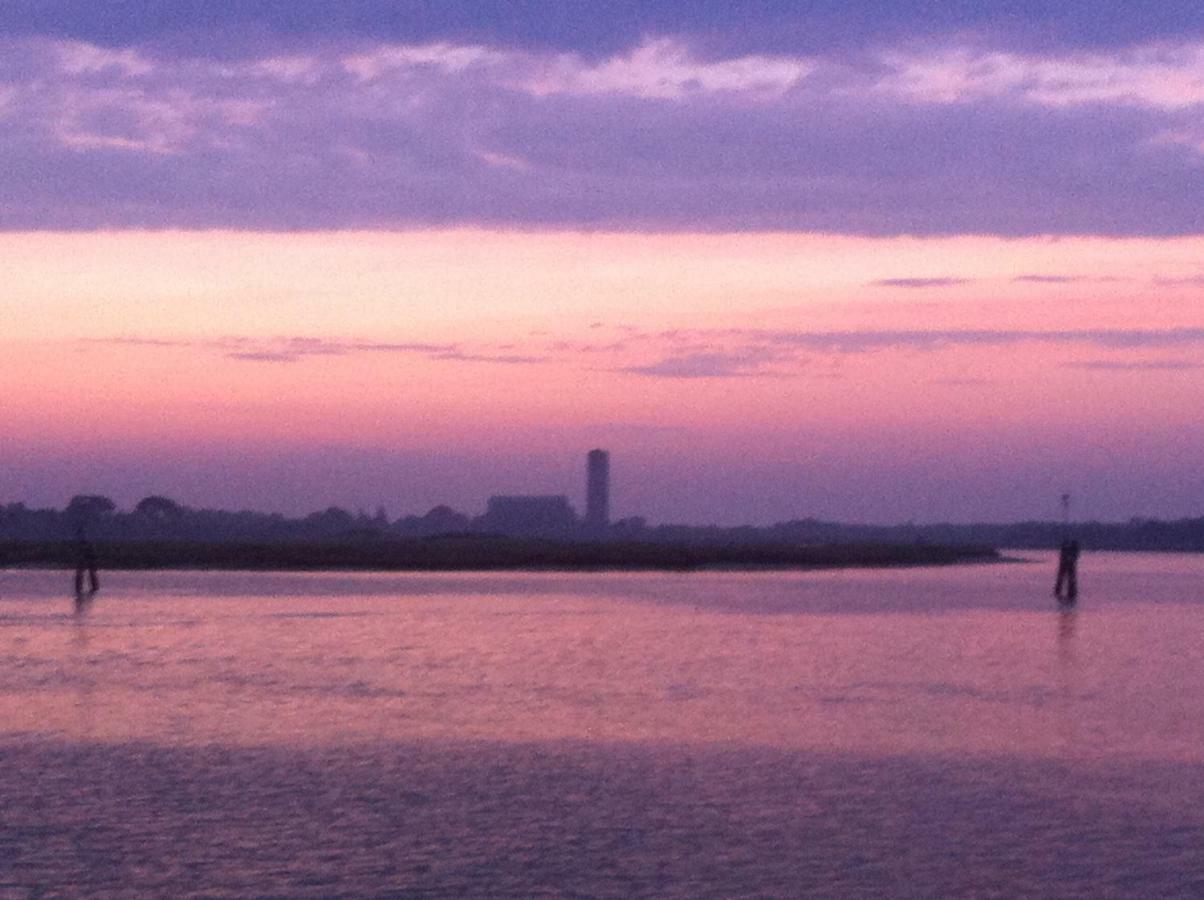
872 278 971 289
619 349 796 379
614 327 1204 377
0 34 1202 234
1153 275 1204 286
227 351 301 363
93 335 552 367
3 2 1202 58
1012 275 1076 284
101 326 1204 378
1062 359 1203 371
1012 274 1130 284
95 335 458 364
429 351 548 365
748 327 1204 353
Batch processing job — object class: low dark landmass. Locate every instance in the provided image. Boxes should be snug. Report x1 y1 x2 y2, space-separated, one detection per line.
4 495 1202 552
0 537 999 572
759 517 1204 553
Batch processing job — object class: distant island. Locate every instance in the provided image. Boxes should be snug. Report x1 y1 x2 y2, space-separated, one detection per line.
2 491 1202 557
2 460 1201 573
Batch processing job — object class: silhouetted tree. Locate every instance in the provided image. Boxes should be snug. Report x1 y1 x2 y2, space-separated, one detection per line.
66 495 116 527
422 505 470 534
135 495 183 521
303 506 356 536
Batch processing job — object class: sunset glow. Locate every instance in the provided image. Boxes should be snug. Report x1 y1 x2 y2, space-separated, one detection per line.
2 3 1202 524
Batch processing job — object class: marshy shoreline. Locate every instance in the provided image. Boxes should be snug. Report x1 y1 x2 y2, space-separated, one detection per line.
0 537 1000 573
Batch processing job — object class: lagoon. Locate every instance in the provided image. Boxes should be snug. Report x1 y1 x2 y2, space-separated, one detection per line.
2 553 1202 896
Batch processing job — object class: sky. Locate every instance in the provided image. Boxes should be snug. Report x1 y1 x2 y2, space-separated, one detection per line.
2 2 1202 525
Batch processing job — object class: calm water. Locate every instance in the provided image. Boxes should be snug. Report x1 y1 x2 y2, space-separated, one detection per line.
1 553 1202 896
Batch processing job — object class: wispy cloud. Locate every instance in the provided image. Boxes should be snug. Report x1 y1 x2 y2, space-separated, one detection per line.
745 327 1204 353
227 350 300 363
930 377 994 386
620 348 797 379
1012 274 1129 284
1062 359 1203 371
616 327 1204 377
1153 275 1204 286
222 338 458 363
872 278 971 289
429 351 547 365
94 334 552 366
520 38 813 100
100 336 191 347
94 326 1204 378
1013 275 1075 284
94 335 459 365
883 43 1204 111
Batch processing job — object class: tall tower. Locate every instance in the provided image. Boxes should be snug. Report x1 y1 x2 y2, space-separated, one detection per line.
586 449 610 530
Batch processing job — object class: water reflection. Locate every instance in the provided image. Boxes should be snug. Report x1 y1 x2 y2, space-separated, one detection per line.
0 559 1202 760
1057 607 1077 659
1052 606 1081 754
74 589 97 617
70 618 97 741
3 558 1204 896
2 740 1202 897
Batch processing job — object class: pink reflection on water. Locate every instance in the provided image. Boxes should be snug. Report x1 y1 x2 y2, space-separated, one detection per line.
0 555 1202 760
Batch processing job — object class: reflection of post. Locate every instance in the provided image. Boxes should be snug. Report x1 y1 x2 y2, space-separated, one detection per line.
1058 608 1077 648
1053 607 1080 753
71 620 97 740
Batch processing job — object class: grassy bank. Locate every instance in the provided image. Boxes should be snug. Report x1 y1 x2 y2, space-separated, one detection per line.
0 537 999 572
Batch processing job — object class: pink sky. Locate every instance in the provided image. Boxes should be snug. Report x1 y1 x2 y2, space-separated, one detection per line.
5 14 1204 524
3 231 1202 523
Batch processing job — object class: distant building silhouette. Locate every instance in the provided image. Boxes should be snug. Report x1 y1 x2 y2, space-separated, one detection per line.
586 449 610 531
481 495 577 536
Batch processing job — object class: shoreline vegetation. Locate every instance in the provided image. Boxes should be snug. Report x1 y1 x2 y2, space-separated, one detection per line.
0 538 1000 573
5 498 1203 552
